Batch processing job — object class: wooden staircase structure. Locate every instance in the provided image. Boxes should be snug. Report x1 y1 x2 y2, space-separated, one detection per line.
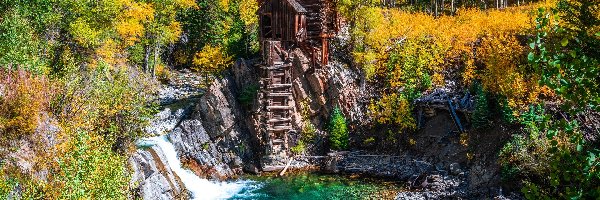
259 41 295 169
258 0 338 171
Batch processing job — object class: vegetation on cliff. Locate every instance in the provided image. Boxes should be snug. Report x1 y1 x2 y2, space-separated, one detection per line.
339 0 599 198
0 0 258 198
329 107 349 150
0 0 598 198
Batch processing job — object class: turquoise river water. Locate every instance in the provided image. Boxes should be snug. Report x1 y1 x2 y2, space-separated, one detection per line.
140 136 402 200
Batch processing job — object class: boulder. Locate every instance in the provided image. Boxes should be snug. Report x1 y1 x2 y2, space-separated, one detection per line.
129 147 187 200
197 79 237 139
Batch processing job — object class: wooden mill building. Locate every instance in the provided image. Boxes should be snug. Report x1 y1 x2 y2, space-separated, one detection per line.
257 0 339 170
258 0 339 66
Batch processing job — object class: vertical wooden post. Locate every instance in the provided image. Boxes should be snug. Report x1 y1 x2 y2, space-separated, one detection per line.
321 34 328 66
294 14 299 40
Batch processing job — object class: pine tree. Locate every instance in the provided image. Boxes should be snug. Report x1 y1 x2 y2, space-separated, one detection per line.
471 83 490 128
329 107 349 150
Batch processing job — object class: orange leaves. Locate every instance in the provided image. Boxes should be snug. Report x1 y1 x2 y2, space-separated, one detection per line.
0 69 55 144
353 5 536 83
348 3 558 127
478 34 543 108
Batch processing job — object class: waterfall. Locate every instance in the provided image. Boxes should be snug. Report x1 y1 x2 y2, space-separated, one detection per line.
140 136 260 200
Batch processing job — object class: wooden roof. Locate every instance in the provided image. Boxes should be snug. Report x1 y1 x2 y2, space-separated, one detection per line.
286 0 307 13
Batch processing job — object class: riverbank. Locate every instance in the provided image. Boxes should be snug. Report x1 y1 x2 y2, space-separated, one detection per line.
127 67 522 199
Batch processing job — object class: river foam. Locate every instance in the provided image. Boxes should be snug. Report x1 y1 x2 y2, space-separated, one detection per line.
138 136 260 200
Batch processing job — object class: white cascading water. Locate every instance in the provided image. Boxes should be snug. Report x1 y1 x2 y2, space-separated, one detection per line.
139 136 260 200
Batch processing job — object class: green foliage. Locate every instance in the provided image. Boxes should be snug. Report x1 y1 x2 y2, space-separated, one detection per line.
0 169 44 199
238 84 259 107
519 120 600 199
299 100 317 143
0 9 48 73
471 83 490 128
0 131 131 199
363 137 376 146
176 0 258 68
53 131 129 199
500 98 518 123
329 107 349 150
513 2 600 197
291 140 306 155
499 96 600 199
1 0 195 74
528 2 600 112
54 65 157 148
499 105 553 182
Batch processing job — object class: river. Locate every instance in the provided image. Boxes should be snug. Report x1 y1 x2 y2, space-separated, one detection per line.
138 136 401 200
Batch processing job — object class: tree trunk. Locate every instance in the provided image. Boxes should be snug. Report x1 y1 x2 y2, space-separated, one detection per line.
143 45 150 73
153 42 159 77
435 0 438 16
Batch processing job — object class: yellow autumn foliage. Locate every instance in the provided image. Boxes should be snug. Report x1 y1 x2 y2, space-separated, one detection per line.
368 93 416 130
239 0 259 26
350 2 557 126
192 44 233 75
116 1 155 46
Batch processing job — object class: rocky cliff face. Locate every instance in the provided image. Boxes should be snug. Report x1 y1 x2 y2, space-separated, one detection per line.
288 50 368 129
170 77 256 180
129 146 187 200
130 69 259 197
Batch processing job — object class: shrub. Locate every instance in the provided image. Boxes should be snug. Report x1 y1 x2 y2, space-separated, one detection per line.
368 93 416 130
329 107 349 150
154 64 172 84
511 1 600 198
50 131 129 199
519 120 600 199
0 131 131 199
291 140 306 155
0 10 48 74
53 65 157 150
499 104 600 199
528 2 600 112
238 84 259 107
363 137 376 146
498 105 552 180
0 69 55 147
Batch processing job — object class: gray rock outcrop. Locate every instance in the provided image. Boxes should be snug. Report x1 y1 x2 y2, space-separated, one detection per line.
129 147 187 200
168 76 255 180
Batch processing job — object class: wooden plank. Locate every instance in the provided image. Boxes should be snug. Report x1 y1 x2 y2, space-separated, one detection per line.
268 84 292 88
447 99 465 133
272 125 293 129
262 165 286 172
268 93 293 97
267 105 293 110
268 118 292 123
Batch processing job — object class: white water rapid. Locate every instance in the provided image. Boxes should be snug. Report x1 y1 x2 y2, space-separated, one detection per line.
138 136 260 200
